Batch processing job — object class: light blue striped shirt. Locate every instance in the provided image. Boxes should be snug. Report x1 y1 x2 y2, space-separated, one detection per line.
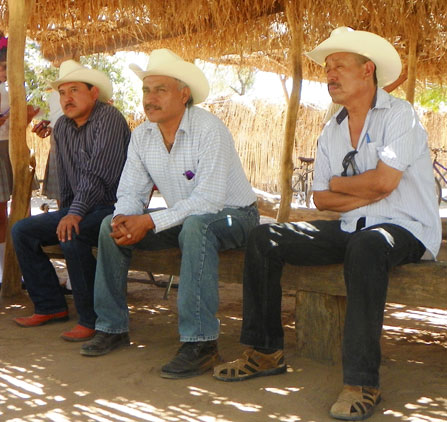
114 106 256 232
313 88 441 259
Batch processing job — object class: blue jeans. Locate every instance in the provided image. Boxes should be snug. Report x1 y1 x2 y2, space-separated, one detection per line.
12 205 114 329
94 204 259 341
240 220 425 387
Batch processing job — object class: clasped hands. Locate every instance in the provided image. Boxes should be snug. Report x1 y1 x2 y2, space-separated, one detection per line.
110 214 154 245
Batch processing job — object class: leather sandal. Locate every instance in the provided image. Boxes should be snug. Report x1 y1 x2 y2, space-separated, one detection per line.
13 311 69 327
213 348 286 382
61 324 96 342
330 385 381 421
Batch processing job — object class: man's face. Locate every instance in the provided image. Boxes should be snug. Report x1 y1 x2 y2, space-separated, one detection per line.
325 52 372 105
142 75 190 125
58 82 99 126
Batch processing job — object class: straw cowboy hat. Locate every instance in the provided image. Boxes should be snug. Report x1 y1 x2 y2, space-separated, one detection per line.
49 60 113 102
129 49 210 104
306 27 402 88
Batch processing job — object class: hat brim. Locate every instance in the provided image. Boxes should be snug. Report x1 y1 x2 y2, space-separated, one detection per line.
49 68 113 102
129 62 209 104
306 30 402 88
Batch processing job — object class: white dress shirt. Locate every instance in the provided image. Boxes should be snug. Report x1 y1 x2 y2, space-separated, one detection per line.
313 88 441 259
114 106 256 233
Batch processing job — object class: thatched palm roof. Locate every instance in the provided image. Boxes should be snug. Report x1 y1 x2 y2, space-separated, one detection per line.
0 1 446 84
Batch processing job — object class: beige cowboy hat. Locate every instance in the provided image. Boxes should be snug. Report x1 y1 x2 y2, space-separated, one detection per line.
49 60 113 102
129 49 210 104
306 27 402 88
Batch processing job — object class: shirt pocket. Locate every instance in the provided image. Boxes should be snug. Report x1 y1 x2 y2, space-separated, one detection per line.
362 141 381 170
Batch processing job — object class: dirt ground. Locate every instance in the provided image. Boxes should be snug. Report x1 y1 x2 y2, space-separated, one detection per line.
1 263 446 422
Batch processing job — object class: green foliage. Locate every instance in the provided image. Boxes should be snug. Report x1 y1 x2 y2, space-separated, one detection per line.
415 85 447 112
24 40 142 118
24 40 58 116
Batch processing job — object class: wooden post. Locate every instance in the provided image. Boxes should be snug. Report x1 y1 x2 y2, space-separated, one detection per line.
296 291 346 364
276 3 302 222
1 0 35 297
406 32 417 104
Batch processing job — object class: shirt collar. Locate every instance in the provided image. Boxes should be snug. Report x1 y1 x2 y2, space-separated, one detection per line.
336 88 389 125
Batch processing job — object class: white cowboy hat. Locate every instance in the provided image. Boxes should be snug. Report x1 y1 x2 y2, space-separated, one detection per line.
129 49 209 104
49 60 113 102
306 27 402 88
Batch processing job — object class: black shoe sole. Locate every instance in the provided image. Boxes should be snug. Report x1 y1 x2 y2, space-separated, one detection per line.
80 338 130 357
214 363 287 382
160 354 222 379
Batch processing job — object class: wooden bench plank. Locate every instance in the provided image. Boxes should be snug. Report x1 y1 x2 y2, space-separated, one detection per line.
43 241 446 365
43 242 446 308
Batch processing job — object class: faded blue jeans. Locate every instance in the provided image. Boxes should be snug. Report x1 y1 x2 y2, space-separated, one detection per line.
94 204 259 342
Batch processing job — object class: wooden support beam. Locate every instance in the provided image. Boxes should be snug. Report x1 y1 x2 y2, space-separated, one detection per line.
1 0 35 298
277 3 302 222
406 32 418 104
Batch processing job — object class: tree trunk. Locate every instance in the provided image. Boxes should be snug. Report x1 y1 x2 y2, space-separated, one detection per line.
2 0 35 298
277 3 302 222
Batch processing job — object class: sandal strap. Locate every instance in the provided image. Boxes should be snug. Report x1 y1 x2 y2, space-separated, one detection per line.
214 349 284 380
330 385 381 420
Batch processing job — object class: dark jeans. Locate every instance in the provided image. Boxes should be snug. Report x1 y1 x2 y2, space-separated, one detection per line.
240 220 425 387
11 205 114 329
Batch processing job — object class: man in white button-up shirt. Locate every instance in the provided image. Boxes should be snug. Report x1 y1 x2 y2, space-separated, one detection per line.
214 28 441 421
81 49 259 379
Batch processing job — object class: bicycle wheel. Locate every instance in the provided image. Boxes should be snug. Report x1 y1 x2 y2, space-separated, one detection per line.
439 170 447 202
435 177 442 204
291 168 304 193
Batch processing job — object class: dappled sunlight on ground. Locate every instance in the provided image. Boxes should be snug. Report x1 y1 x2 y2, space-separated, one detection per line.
1 280 446 421
383 304 447 350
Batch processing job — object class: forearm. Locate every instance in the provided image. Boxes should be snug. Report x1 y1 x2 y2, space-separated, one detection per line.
330 170 390 201
313 190 374 212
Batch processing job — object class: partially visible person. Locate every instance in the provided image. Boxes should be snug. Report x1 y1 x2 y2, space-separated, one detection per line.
32 90 64 202
12 60 131 342
213 27 441 422
81 49 259 380
0 34 40 285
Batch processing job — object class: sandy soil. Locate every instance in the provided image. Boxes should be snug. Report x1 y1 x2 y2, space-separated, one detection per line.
1 263 446 422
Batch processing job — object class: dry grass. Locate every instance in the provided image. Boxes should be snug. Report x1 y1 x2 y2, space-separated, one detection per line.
1 1 447 88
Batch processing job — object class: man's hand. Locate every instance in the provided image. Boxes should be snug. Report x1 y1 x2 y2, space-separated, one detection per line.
0 114 8 127
32 120 52 138
27 105 40 125
57 214 83 242
110 214 154 246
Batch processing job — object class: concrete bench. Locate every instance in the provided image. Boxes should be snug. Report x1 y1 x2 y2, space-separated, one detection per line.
43 239 446 364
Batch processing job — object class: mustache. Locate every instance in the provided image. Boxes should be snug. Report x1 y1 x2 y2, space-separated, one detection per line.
64 103 75 110
327 82 341 90
144 104 161 111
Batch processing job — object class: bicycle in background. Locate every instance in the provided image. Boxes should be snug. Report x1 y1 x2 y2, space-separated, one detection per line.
291 156 314 208
432 148 447 204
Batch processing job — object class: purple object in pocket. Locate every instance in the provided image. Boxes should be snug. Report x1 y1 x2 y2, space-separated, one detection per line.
183 170 195 180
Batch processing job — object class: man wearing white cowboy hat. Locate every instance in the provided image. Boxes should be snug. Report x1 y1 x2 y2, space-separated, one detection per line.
214 27 441 421
81 48 259 379
12 60 131 342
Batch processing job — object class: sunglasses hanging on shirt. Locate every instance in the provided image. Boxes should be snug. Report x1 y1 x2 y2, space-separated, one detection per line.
341 150 360 176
